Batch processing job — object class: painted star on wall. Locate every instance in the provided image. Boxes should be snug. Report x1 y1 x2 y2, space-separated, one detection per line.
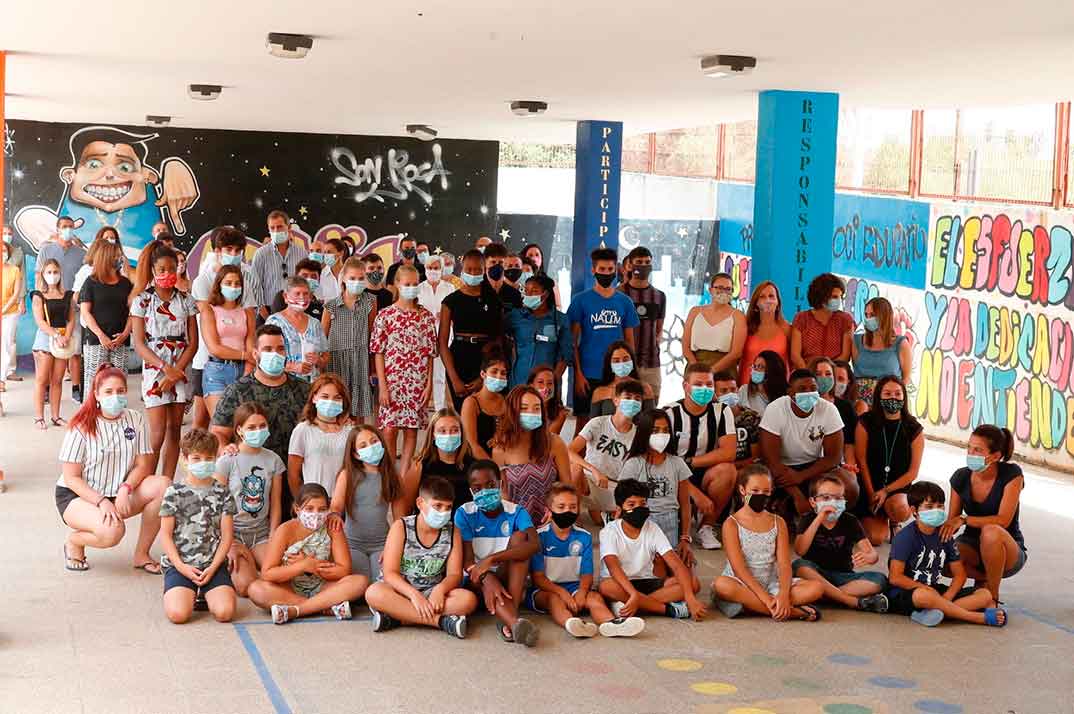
299 206 309 217
676 226 689 238
259 166 271 177
499 228 511 241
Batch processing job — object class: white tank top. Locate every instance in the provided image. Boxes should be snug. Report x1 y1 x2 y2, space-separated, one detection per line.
690 310 734 352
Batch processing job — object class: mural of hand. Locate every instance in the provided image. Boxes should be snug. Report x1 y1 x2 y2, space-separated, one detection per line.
12 207 84 253
155 158 200 235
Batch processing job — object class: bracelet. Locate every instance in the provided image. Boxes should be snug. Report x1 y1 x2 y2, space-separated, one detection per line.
680 535 693 543
119 483 132 494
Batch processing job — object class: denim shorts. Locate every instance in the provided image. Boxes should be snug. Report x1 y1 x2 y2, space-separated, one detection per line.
202 359 243 396
163 564 234 594
793 558 889 589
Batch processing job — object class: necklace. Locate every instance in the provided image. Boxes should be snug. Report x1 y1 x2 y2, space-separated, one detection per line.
880 420 902 484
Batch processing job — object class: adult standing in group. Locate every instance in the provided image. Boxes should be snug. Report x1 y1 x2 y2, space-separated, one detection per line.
252 210 309 320
57 366 170 574
417 254 456 411
323 256 377 423
482 243 522 310
790 272 854 369
270 260 326 321
318 238 347 303
505 274 571 389
38 216 88 402
266 277 327 384
851 297 911 411
385 235 427 286
567 247 639 432
619 246 666 401
0 241 24 394
440 249 505 411
30 258 75 429
739 280 791 388
79 240 132 386
682 272 746 375
439 251 464 289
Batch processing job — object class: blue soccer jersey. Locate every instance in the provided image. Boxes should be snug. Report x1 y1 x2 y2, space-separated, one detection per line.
455 500 534 563
531 523 594 592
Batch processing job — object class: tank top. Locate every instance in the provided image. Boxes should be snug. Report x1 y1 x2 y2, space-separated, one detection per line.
690 310 734 352
474 400 498 453
212 305 247 351
421 455 475 512
739 329 789 387
344 469 390 552
503 456 558 524
853 333 904 379
719 515 778 586
399 515 453 591
32 290 73 329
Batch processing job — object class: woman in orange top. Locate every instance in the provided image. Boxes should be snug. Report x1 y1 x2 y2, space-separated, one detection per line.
738 280 790 388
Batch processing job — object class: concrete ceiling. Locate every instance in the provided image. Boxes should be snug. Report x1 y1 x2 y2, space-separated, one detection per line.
4 0 1074 142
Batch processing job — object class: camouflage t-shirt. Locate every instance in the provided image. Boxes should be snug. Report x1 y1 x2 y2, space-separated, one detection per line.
159 481 237 570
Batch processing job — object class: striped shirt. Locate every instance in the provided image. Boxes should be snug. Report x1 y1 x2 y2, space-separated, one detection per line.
56 410 153 495
251 241 309 308
664 400 736 461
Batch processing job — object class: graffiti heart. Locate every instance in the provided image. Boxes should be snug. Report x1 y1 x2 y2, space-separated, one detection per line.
314 224 369 251
330 144 451 205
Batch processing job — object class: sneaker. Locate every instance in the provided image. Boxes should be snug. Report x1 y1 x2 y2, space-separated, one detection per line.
697 525 721 550
610 601 626 618
71 386 82 403
665 600 691 619
599 616 645 638
910 608 945 627
331 601 353 620
511 617 540 647
270 604 294 625
438 614 468 639
564 617 599 638
858 594 889 613
370 607 401 632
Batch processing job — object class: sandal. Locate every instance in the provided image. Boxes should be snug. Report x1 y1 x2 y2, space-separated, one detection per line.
498 624 515 643
34 418 47 431
64 544 90 572
133 561 163 575
795 604 822 622
51 417 66 427
984 607 1008 627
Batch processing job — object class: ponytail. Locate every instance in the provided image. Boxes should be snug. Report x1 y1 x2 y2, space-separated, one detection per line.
972 424 1014 462
68 366 127 438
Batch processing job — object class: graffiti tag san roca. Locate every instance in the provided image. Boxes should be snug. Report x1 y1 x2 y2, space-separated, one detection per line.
330 144 451 205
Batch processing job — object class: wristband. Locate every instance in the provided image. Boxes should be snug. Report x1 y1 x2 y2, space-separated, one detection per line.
119 483 132 495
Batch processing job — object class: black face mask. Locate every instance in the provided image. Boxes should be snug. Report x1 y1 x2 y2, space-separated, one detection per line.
880 398 904 415
368 271 384 285
746 493 770 513
401 248 417 260
621 506 650 528
504 268 523 283
487 264 504 281
631 265 652 280
551 511 579 529
594 273 616 288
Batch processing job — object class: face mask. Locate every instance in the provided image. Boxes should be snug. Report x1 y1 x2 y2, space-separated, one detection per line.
345 279 367 295
611 360 634 378
551 511 578 529
519 413 543 431
834 381 848 398
305 278 320 293
690 386 715 406
323 254 337 268
477 245 486 254
2 232 11 244
864 316 880 332
357 441 385 465
918 508 947 528
270 230 289 245
364 270 384 286
442 263 455 276
746 493 770 513
423 506 452 529
155 273 178 289
287 300 309 312
487 264 504 281
758 298 777 313
309 252 324 264
187 460 217 479
220 253 243 266
315 399 344 419
504 268 523 283
619 398 642 418
816 376 835 395
221 285 243 301
417 252 430 265
434 433 462 452
519 271 534 285
593 273 615 288
621 506 650 529
59 227 73 240
751 369 766 385
794 391 820 413
461 272 484 287
473 487 502 512
717 392 740 407
259 351 286 376
426 269 442 283
826 297 843 312
44 273 61 286
522 294 542 310
243 427 270 448
400 285 420 300
880 398 904 415
712 291 732 306
99 394 128 417
815 498 846 522
484 375 507 393
632 265 652 280
298 510 328 530
966 454 988 472
401 247 417 260
648 433 671 452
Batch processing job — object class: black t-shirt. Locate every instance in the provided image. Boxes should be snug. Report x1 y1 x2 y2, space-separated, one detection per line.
270 290 324 321
442 287 504 338
492 282 523 309
386 261 425 285
733 407 761 461
421 455 475 513
370 287 394 311
32 290 73 332
860 412 923 489
834 398 857 445
794 512 867 572
78 276 133 345
950 461 1025 549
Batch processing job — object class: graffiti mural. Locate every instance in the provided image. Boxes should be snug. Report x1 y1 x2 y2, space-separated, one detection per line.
831 194 930 289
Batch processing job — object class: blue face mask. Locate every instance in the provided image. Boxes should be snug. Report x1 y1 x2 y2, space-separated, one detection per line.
306 278 320 293
357 441 385 465
323 254 337 268
717 392 740 407
619 398 642 418
423 506 452 529
473 487 502 512
243 428 270 448
690 386 715 406
187 460 217 479
966 454 988 472
99 394 128 416
611 360 634 378
270 230 289 245
442 263 455 276
519 413 543 431
345 279 366 295
461 272 484 287
259 351 286 376
815 498 846 522
816 375 835 395
435 433 462 452
309 252 324 263
864 316 880 332
522 294 542 310
400 285 420 300
484 375 507 393
826 297 843 312
417 252 430 265
751 369 766 385
219 253 243 267
315 399 344 419
794 391 821 412
918 508 947 528
520 271 534 285
221 285 243 302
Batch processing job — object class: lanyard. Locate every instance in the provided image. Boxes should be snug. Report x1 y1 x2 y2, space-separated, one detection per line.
880 420 902 485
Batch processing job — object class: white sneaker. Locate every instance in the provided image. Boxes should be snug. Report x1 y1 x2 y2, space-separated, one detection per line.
697 525 721 550
331 601 353 620
610 601 626 618
564 617 599 638
599 616 645 638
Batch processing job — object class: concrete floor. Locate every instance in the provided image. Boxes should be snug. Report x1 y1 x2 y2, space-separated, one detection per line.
1 375 1072 714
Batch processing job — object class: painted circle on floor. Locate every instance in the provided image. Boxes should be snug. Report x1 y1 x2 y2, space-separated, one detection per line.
914 700 964 713
827 653 872 666
658 658 704 672
690 682 738 696
823 704 874 714
867 676 917 689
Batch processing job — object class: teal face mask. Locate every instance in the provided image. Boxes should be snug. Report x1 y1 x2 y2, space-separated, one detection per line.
751 369 765 384
221 286 243 302
219 253 243 266
309 252 324 263
519 413 543 431
473 488 502 512
522 294 542 310
816 376 835 395
619 398 642 418
611 360 634 378
357 441 385 465
99 394 128 416
423 506 452 529
243 428 270 448
461 273 484 287
187 460 217 479
918 508 947 528
434 433 462 452
484 376 507 393
794 391 821 412
315 399 344 419
966 454 987 472
322 254 337 268
259 351 286 376
345 279 366 295
864 316 879 332
689 386 715 406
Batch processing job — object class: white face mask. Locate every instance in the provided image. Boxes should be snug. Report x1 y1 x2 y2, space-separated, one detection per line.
44 272 61 286
649 433 671 452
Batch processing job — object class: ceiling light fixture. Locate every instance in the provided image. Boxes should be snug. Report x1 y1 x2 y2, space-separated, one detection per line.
145 115 171 127
700 54 756 77
266 33 314 60
510 100 548 117
406 124 438 141
188 84 223 101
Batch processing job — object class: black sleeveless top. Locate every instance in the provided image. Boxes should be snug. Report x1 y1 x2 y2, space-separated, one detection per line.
32 290 73 331
421 455 475 512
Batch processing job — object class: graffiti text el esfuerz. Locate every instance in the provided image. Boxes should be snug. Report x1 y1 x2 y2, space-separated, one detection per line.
330 144 451 205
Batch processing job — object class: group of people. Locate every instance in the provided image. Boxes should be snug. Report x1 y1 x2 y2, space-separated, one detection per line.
2 208 1028 641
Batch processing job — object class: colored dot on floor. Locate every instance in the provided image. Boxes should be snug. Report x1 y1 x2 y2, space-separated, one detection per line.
690 682 738 696
748 654 789 666
868 676 917 689
828 653 872 666
824 704 874 714
914 700 964 714
658 658 704 672
783 676 824 690
726 708 777 714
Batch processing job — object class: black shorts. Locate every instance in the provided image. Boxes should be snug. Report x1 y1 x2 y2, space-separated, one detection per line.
689 468 707 489
163 564 234 594
573 381 599 417
630 577 666 595
887 584 977 615
55 485 114 524
190 368 204 398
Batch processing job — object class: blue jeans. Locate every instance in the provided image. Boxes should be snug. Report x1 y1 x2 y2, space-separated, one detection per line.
793 558 888 589
202 359 243 396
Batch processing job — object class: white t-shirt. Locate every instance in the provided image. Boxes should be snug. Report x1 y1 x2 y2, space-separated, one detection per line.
320 265 342 303
599 518 673 579
759 395 844 466
57 410 153 495
418 279 456 320
579 415 636 479
287 422 354 494
191 261 260 370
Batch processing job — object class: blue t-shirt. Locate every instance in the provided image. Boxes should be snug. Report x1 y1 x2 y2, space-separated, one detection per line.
888 521 960 590
454 500 534 563
567 289 640 379
531 523 594 592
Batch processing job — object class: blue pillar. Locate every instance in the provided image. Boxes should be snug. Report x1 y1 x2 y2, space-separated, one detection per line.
571 120 622 298
752 91 839 315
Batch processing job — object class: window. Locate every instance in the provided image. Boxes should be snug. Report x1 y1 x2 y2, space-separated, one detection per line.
836 108 913 194
498 142 575 169
652 126 719 177
622 134 652 173
720 120 757 183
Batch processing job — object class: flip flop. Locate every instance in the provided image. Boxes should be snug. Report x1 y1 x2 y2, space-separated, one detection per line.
63 545 89 572
51 417 66 427
511 617 539 647
984 607 1008 627
911 608 945 627
133 561 163 575
497 624 515 643
796 604 822 622
34 418 47 431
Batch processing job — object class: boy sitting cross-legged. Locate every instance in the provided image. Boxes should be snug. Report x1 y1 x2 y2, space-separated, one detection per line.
528 483 645 638
365 476 478 638
598 479 706 621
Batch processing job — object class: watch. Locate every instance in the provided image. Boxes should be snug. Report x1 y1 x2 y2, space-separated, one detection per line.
680 535 693 543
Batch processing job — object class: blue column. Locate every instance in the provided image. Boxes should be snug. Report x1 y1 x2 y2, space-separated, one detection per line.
752 91 839 315
571 120 622 297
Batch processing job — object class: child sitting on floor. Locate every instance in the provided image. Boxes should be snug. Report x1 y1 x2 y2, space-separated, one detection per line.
886 481 1007 628
713 464 824 621
598 479 706 621
365 476 477 638
528 483 645 638
793 474 889 612
159 429 237 624
248 483 369 624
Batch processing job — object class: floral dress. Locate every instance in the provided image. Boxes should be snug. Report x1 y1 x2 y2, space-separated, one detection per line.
266 312 327 383
130 288 197 408
370 304 437 429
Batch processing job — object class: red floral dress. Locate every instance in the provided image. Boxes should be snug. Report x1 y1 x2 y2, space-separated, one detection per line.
370 304 438 429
